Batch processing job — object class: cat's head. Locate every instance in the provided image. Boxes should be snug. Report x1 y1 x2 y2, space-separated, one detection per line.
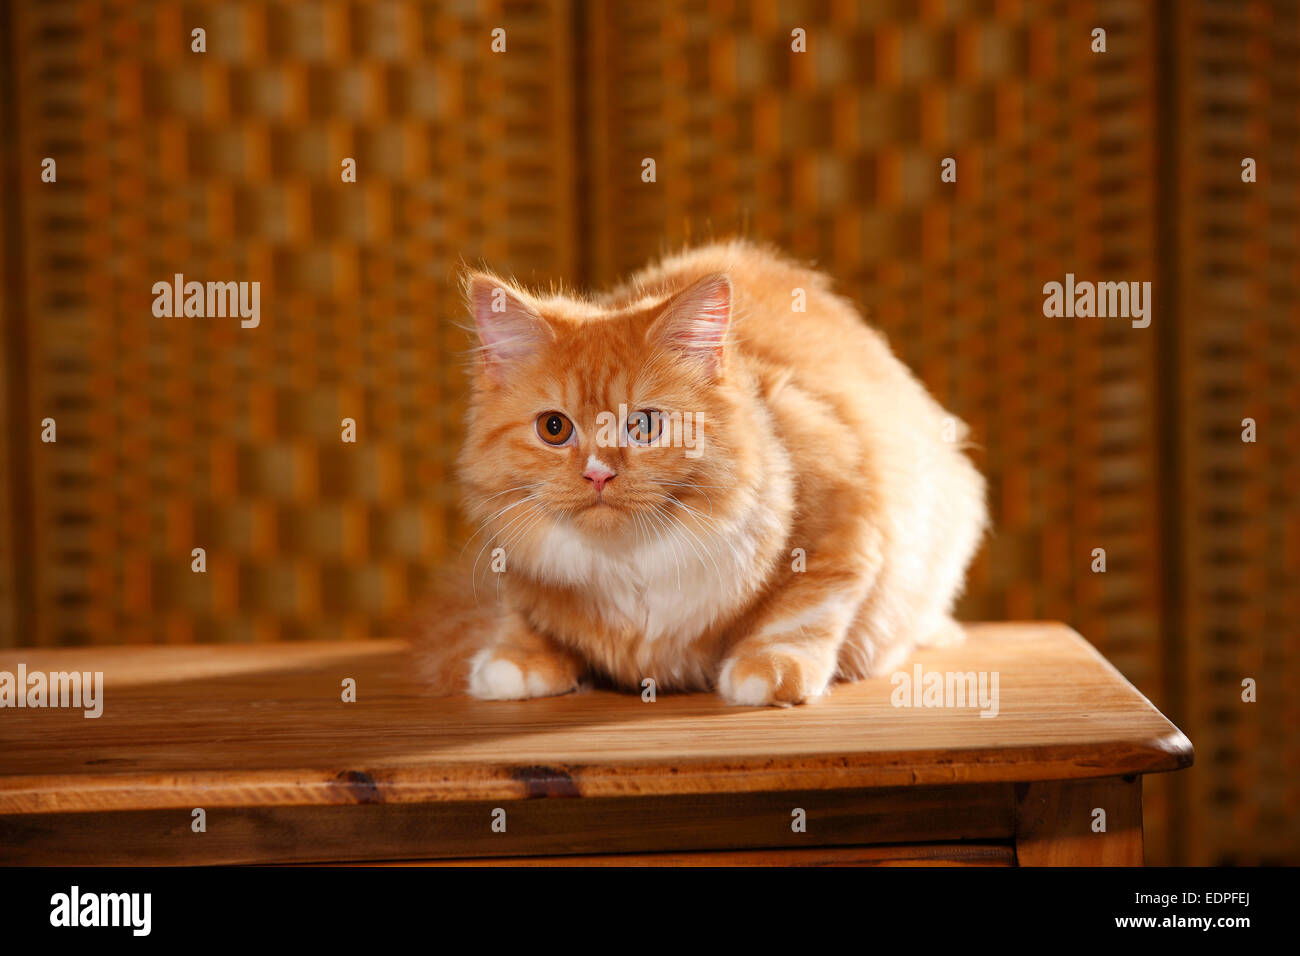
458 270 758 552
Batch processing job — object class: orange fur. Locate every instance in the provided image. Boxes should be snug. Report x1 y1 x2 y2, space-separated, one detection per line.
413 239 988 706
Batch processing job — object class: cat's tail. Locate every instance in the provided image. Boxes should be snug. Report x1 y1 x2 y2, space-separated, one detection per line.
406 564 500 696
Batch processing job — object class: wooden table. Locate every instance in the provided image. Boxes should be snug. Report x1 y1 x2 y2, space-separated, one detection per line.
0 622 1191 866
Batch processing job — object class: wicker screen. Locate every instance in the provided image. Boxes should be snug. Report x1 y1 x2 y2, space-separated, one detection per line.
1173 0 1300 866
1 0 1296 865
4 0 576 648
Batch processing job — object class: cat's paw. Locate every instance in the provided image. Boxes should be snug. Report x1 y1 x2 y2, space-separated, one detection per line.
716 646 829 707
916 616 965 648
467 646 581 700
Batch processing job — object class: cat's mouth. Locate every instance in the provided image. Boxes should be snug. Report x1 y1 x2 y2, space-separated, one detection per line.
569 498 624 533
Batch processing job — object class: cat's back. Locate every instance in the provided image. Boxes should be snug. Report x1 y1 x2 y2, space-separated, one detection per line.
604 240 915 407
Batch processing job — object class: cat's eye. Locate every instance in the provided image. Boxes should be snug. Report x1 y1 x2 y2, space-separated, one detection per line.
536 411 575 446
626 409 664 445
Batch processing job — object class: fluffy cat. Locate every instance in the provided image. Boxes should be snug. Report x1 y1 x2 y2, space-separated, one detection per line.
414 239 987 706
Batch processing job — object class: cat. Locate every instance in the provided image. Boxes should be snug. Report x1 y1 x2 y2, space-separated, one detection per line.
413 239 988 706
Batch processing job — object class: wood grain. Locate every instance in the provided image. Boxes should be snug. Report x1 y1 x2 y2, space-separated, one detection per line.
343 844 1017 867
0 623 1192 816
1015 776 1144 866
0 784 1016 865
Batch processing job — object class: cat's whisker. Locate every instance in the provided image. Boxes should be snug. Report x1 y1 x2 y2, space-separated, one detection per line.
664 492 721 524
640 503 684 593
499 501 553 557
470 499 546 592
650 479 730 488
650 479 725 513
468 495 543 602
658 492 742 577
691 511 747 575
655 504 686 595
461 493 542 557
647 496 721 583
686 515 731 580
462 496 538 548
633 510 650 554
496 500 552 558
477 481 546 505
632 509 677 592
665 509 724 583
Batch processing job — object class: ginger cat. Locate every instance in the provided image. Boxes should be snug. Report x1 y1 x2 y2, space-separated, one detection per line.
414 240 987 706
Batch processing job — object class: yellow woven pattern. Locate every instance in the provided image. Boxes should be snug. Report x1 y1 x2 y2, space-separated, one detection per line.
1173 0 1300 866
6 0 575 647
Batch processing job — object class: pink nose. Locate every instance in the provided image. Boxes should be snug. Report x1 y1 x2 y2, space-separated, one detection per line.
583 466 615 493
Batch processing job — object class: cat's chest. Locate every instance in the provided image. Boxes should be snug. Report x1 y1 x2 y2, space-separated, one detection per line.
531 516 759 646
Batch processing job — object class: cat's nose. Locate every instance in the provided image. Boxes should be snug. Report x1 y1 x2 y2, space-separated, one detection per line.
583 462 616 493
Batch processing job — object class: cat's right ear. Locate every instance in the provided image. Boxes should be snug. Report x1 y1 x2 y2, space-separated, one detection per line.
465 274 553 382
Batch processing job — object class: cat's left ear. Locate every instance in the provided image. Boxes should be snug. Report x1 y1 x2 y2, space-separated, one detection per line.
645 272 732 378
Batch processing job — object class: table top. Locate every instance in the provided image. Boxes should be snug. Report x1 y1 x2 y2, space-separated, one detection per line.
0 622 1192 814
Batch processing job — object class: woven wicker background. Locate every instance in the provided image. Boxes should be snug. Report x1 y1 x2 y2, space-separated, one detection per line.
2 0 574 647
1 0 1295 865
1171 0 1299 866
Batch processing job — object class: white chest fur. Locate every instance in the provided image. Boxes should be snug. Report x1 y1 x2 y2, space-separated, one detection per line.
531 506 766 656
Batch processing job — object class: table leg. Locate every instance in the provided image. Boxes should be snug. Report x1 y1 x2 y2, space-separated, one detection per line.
1015 775 1143 866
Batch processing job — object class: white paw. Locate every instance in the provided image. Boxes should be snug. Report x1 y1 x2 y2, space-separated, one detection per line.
717 658 773 706
466 648 579 700
716 646 831 707
468 652 528 700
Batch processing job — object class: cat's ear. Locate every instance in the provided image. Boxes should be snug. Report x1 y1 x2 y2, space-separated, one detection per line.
465 273 553 381
645 272 732 378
